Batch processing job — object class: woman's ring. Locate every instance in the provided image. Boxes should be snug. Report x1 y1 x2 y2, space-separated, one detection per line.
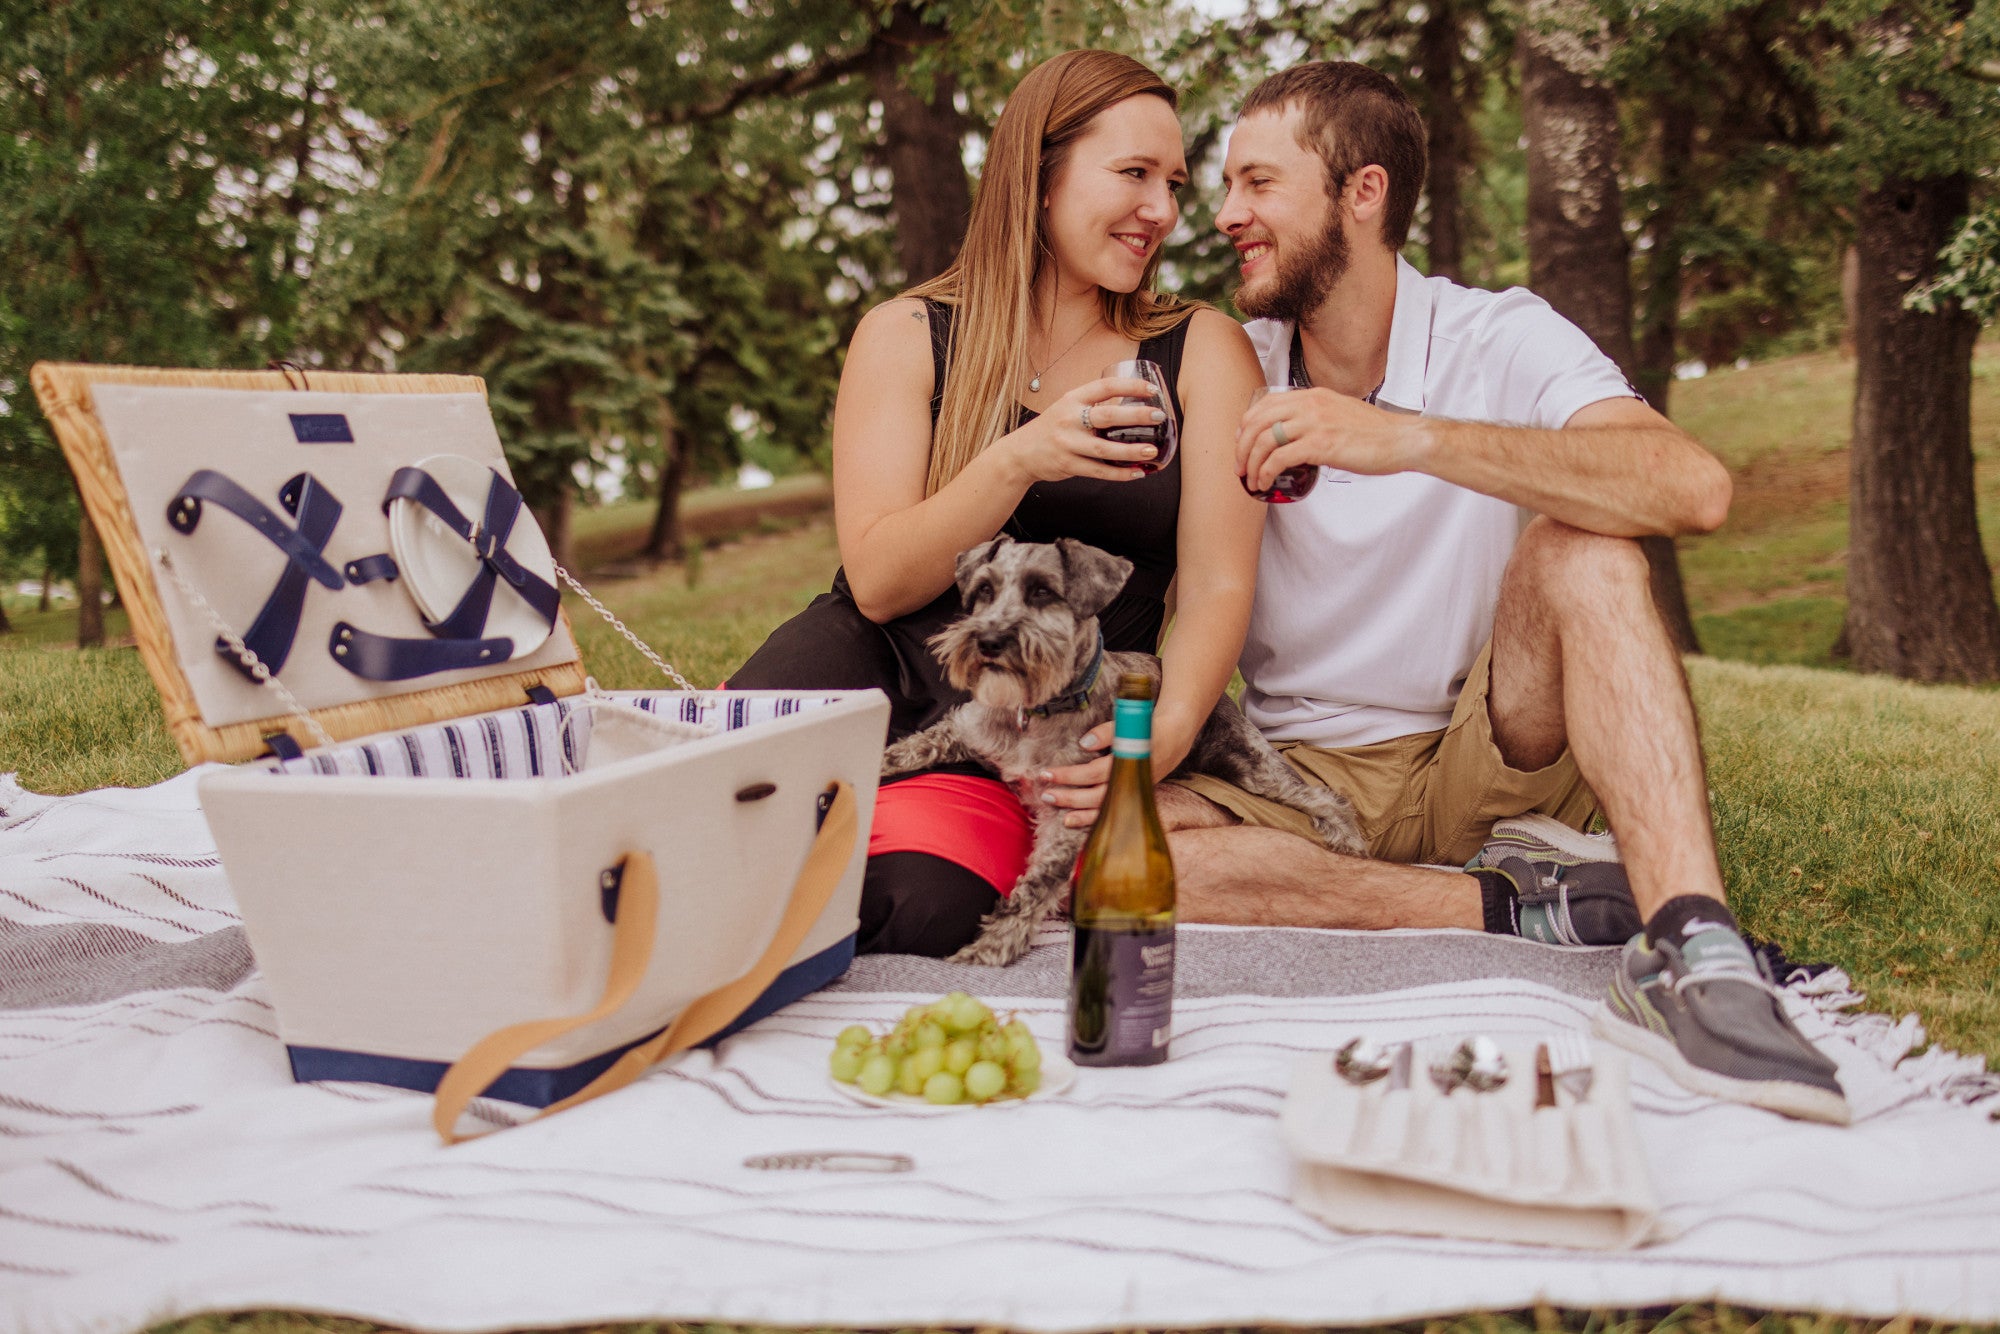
1080 404 1094 431
1273 419 1291 447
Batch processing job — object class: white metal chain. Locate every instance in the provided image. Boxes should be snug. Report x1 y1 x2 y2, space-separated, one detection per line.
552 562 709 698
155 549 337 752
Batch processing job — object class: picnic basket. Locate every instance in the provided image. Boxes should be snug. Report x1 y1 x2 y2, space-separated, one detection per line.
30 362 888 1141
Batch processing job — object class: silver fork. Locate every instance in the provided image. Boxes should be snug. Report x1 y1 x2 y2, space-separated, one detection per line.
1547 1031 1595 1104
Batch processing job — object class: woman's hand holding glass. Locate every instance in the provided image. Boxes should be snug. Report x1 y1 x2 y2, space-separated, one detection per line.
1005 374 1167 485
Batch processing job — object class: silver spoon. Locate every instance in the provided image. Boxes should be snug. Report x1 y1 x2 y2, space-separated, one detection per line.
1334 1036 1395 1085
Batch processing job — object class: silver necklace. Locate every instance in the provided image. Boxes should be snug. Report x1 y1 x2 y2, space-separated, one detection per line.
1028 311 1100 394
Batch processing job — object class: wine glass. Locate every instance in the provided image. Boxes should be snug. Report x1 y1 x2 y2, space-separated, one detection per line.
1242 385 1322 504
1096 359 1177 474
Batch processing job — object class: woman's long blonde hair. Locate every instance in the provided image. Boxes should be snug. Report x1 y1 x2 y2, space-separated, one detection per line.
906 50 1197 496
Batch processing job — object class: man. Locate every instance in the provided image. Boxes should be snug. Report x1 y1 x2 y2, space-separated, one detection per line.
1164 62 1846 1122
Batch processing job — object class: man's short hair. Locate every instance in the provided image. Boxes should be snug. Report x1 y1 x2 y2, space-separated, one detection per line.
1240 62 1427 250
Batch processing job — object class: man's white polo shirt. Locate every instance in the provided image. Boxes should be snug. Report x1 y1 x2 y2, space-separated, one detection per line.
1240 254 1636 750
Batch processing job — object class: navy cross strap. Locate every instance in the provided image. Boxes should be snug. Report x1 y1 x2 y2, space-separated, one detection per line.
167 470 345 679
327 466 557 682
381 466 561 636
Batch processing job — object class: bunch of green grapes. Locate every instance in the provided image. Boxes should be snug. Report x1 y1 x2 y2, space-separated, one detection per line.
828 992 1043 1105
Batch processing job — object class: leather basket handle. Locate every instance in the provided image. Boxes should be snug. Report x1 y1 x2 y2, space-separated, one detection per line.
432 780 858 1143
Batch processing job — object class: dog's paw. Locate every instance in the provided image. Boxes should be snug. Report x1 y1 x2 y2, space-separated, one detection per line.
949 910 1036 967
948 933 1029 967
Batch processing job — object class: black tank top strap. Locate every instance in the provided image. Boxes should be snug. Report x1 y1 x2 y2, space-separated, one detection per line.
923 298 954 426
1136 307 1195 426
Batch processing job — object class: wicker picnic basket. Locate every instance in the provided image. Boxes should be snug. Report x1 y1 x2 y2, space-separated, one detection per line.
30 362 888 1141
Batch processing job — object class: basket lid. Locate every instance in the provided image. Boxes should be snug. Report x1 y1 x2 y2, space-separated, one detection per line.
31 362 588 766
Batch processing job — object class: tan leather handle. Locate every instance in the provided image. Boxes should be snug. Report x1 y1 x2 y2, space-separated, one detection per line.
433 780 858 1143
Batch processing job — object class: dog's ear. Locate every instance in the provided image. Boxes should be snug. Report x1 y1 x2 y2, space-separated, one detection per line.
1053 538 1133 620
955 534 1011 599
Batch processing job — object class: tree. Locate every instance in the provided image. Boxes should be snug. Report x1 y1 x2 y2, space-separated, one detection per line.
0 0 334 644
1796 0 2000 682
1518 0 1703 653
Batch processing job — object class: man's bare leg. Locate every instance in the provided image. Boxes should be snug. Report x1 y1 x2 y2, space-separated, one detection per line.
1160 515 1720 929
1157 786 1481 930
1487 517 1725 917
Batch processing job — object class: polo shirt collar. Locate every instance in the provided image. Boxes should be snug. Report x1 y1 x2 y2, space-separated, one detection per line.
1375 254 1433 414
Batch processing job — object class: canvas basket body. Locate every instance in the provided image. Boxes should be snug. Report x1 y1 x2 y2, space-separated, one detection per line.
200 687 888 1108
28 363 893 1125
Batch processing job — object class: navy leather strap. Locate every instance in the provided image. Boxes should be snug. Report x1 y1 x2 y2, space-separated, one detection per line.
167 470 345 678
328 621 515 681
381 467 560 636
343 553 400 584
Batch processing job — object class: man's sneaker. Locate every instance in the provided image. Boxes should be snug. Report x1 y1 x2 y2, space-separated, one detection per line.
1469 817 1639 947
1594 927 1850 1124
1485 855 1644 946
1472 812 1621 869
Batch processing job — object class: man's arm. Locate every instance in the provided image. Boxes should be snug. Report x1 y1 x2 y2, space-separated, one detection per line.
1238 391 1733 538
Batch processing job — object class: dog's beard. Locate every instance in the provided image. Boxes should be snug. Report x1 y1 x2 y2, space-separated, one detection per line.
1235 212 1350 324
930 619 1081 712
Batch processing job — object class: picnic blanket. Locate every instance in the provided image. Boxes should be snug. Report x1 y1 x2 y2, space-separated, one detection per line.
3 768 1999 1334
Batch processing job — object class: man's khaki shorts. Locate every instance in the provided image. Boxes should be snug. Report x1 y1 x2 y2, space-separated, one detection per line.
1173 643 1599 867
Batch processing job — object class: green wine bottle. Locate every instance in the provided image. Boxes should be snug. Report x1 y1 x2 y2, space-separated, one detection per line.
1067 672 1175 1066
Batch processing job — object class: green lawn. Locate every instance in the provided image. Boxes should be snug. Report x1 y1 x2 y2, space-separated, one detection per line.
1675 341 2000 667
3 348 1998 1334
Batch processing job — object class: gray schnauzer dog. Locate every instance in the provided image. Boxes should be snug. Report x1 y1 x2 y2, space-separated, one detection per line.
881 534 1366 966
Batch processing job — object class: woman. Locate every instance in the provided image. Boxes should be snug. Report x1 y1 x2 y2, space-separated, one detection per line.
730 49 1266 955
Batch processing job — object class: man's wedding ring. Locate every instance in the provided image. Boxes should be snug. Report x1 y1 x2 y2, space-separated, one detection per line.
1081 404 1094 431
1273 419 1291 447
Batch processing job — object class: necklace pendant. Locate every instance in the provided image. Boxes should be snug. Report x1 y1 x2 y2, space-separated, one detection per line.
1028 375 1041 393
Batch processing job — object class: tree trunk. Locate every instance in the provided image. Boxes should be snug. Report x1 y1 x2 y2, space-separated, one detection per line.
871 45 970 285
0 591 11 634
533 488 576 576
1519 1 1703 654
1634 85 1695 415
1417 0 1466 281
640 409 692 563
39 564 51 612
1845 173 2000 683
75 500 104 648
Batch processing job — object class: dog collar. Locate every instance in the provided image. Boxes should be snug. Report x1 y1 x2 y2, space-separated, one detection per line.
1015 628 1105 730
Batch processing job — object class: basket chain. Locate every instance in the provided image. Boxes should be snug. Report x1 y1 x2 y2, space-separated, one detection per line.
551 562 707 697
154 549 337 752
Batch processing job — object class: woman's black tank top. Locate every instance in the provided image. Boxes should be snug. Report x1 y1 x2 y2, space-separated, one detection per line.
731 299 1197 740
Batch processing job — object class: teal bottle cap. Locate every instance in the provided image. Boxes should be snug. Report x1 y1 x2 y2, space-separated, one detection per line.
1112 697 1153 756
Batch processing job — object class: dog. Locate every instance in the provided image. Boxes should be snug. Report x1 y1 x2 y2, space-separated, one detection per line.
881 534 1366 965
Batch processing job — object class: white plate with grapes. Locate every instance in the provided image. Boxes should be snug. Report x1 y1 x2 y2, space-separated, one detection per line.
827 991 1076 1110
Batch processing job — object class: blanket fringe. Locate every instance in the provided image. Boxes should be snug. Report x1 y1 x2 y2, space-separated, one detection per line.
1786 967 2000 1108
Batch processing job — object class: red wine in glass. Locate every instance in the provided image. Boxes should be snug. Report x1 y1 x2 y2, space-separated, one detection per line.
1242 384 1320 503
1097 359 1177 474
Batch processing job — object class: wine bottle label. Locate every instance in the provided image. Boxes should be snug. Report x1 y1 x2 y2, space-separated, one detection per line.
1067 922 1174 1067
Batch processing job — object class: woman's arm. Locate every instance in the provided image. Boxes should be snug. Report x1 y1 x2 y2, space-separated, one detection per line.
1041 309 1268 823
833 298 1170 623
1152 309 1267 771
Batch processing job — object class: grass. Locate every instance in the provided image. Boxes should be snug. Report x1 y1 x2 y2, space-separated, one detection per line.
133 1312 2000 1334
4 350 1998 1334
1672 342 2000 668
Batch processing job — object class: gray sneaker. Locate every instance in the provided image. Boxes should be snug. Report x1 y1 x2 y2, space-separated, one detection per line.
1469 816 1639 947
1472 813 1621 868
1594 927 1850 1124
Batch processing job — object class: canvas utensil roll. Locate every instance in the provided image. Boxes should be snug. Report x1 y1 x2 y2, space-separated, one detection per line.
1281 1037 1661 1250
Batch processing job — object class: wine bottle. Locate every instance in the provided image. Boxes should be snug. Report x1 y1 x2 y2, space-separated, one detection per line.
1067 673 1175 1066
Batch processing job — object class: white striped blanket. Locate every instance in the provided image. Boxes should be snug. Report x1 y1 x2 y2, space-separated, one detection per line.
3 768 1997 1333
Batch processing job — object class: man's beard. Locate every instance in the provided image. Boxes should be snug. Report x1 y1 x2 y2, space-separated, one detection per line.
1235 212 1350 323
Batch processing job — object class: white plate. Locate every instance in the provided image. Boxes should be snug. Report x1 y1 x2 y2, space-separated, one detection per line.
386 453 556 660
831 1050 1077 1111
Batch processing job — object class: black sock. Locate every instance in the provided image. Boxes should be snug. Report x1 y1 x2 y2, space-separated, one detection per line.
1646 895 1740 949
1471 868 1519 935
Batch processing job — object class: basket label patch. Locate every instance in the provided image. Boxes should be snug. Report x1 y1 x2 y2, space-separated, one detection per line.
289 413 354 444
